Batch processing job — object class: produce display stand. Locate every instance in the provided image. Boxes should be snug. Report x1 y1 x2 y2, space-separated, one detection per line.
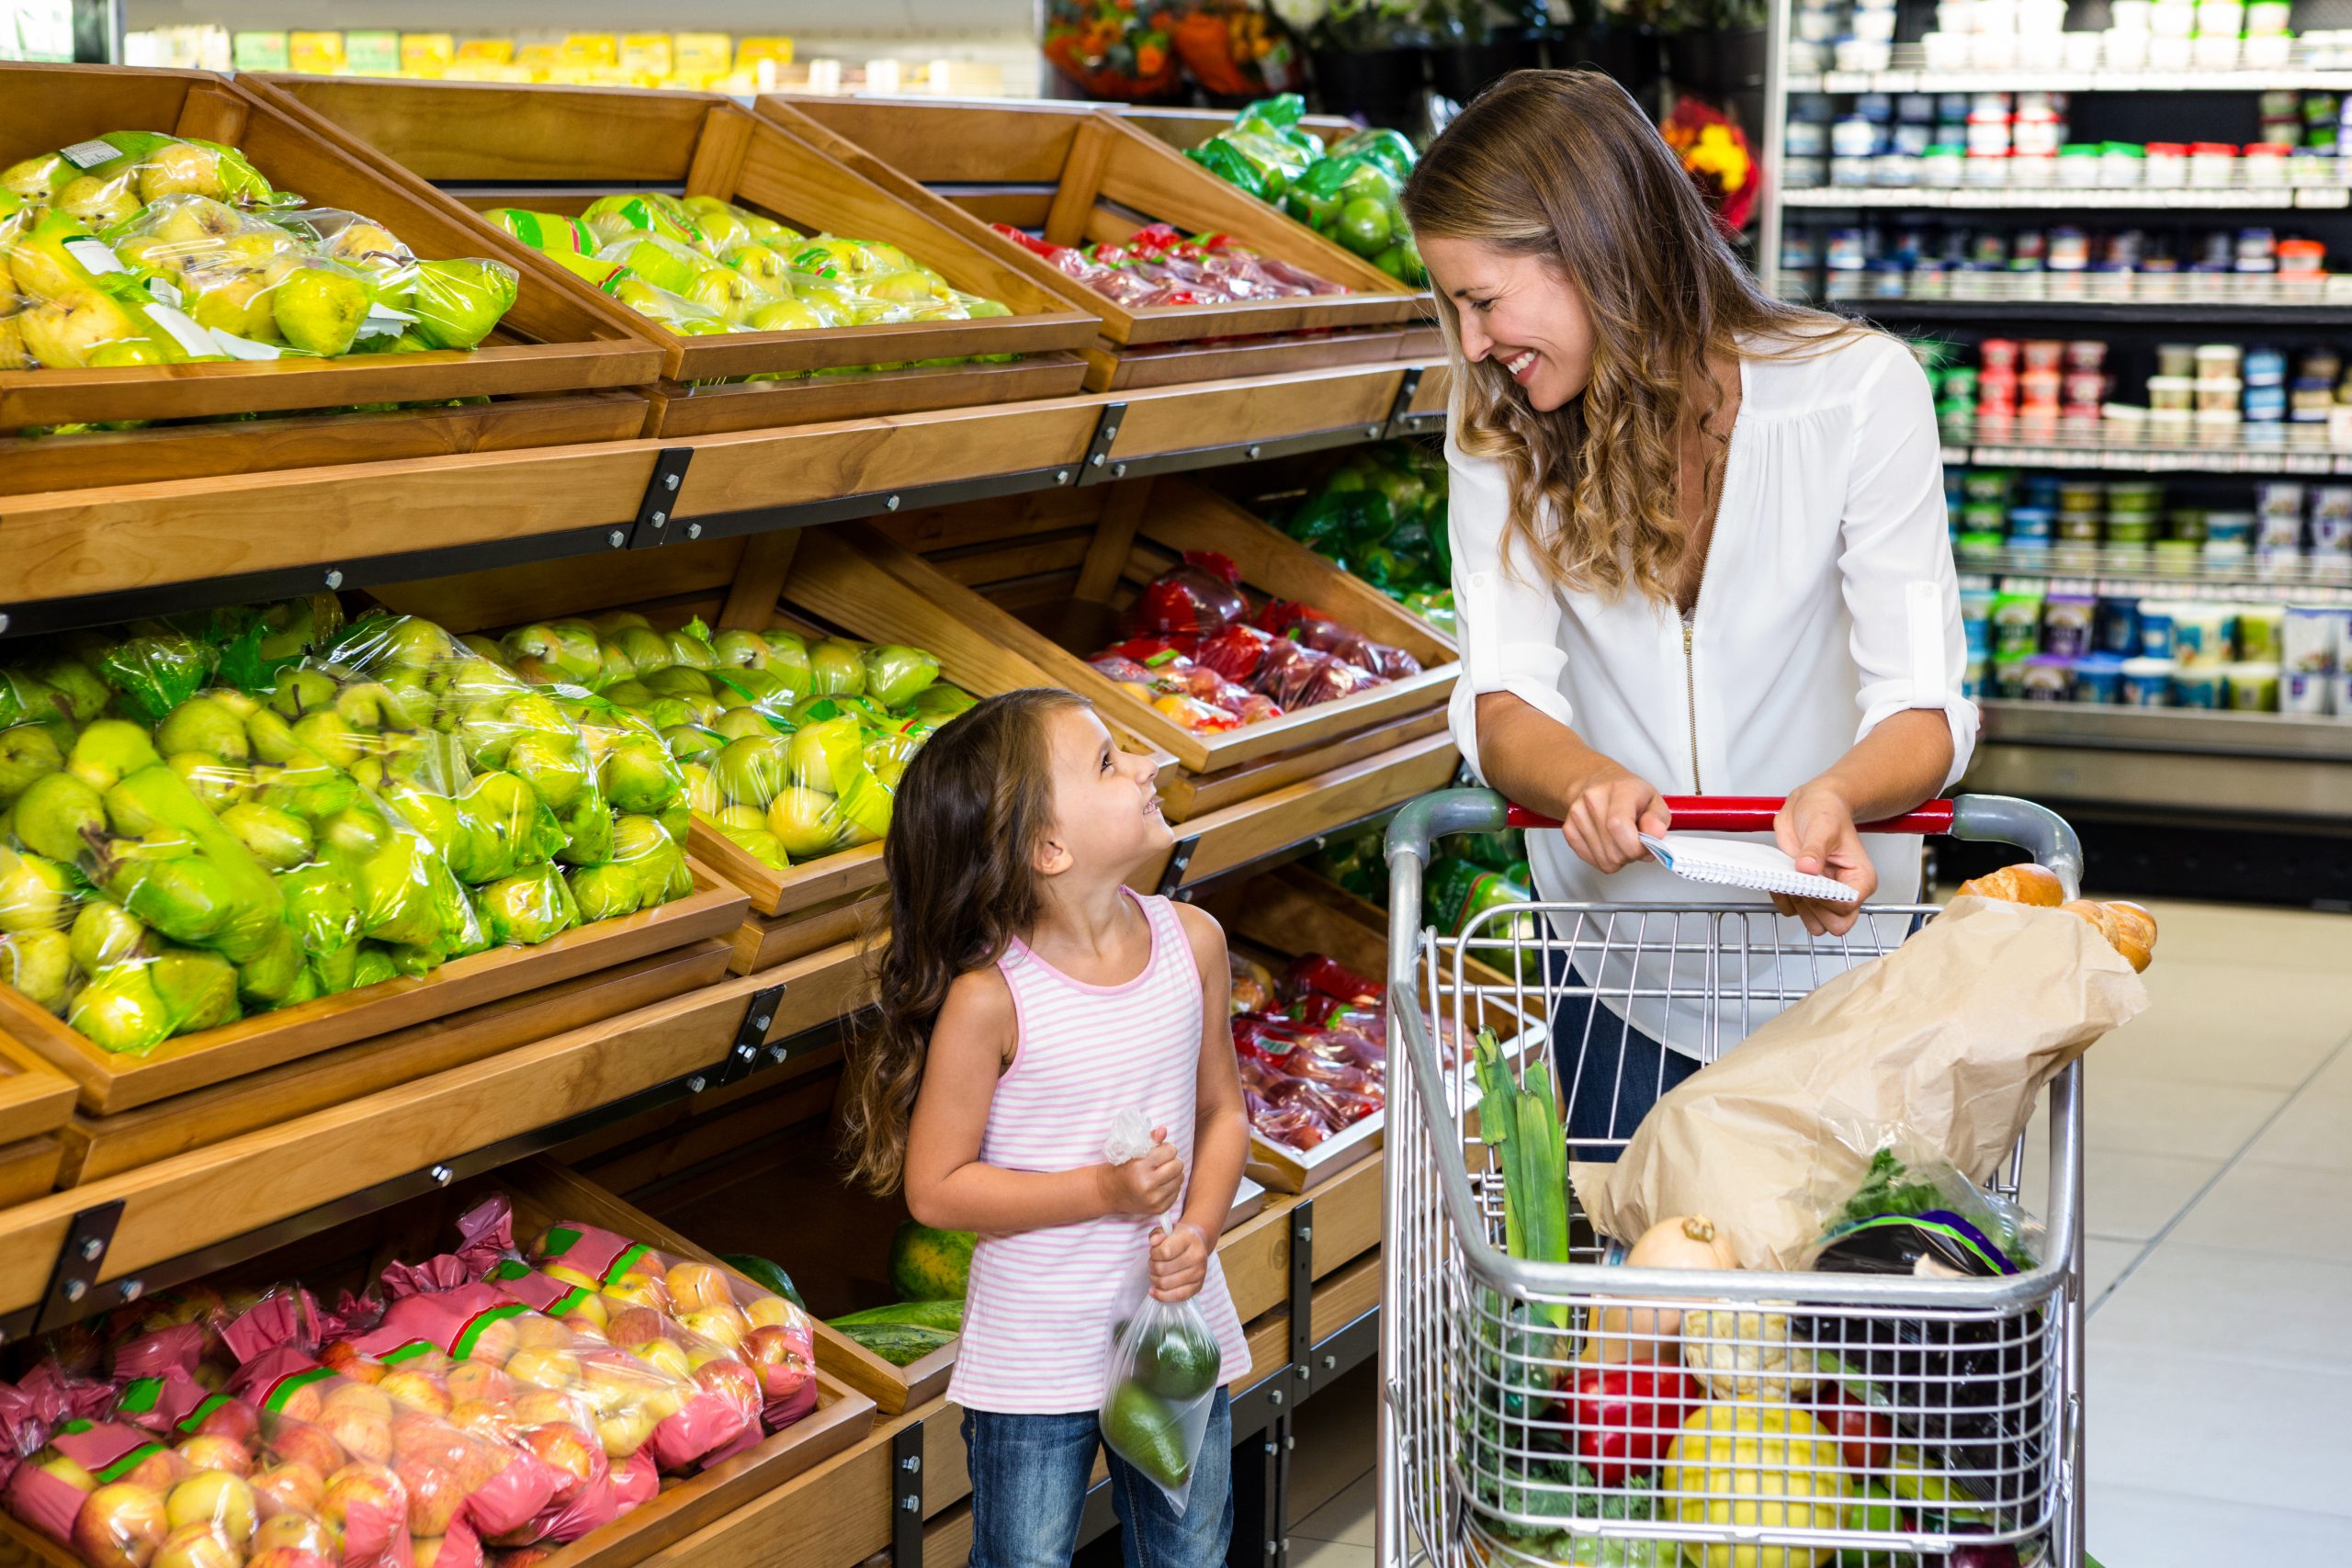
244 75 1104 433
768 95 1427 391
0 1038 75 1208
0 64 662 445
821 475 1458 783
0 863 749 1114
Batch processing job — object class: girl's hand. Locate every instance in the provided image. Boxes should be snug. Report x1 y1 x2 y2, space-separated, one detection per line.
1772 782 1878 937
1096 1129 1183 1217
1560 759 1672 874
1148 1222 1212 1303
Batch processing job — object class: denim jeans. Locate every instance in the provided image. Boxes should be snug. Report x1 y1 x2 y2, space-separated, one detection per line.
1548 968 1699 1161
963 1389 1232 1568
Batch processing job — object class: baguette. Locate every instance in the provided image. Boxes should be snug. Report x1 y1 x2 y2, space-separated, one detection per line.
1956 862 2064 908
2105 899 2159 973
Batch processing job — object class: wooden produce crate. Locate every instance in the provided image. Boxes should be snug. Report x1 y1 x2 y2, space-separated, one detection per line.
0 64 662 449
367 530 1170 976
769 95 1428 392
0 864 749 1116
245 75 1104 433
1202 866 1534 1193
0 1034 74 1205
826 476 1458 801
54 938 731 1187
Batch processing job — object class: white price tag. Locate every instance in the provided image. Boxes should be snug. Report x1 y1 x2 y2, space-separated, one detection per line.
353 303 417 342
209 333 284 361
144 303 225 360
59 138 121 170
62 237 127 276
146 277 185 310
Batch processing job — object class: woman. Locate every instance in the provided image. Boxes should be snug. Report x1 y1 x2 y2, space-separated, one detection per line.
1403 72 1978 1150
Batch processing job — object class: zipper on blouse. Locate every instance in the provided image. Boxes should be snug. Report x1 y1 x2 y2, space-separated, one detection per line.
1680 613 1702 794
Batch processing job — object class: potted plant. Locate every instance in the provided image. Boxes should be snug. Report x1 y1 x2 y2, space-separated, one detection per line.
1305 0 1432 127
1659 0 1767 96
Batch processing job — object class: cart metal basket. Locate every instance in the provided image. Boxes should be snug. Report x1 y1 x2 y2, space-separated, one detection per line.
1378 789 2090 1568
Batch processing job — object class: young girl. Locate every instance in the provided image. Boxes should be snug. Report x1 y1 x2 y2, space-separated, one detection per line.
843 688 1251 1568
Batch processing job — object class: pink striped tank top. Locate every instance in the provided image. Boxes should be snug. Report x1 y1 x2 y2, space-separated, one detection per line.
946 889 1251 1415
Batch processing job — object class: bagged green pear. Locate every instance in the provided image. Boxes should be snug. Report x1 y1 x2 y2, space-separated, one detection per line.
478 863 581 946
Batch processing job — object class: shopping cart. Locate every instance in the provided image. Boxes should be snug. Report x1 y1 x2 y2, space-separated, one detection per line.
1378 789 2089 1568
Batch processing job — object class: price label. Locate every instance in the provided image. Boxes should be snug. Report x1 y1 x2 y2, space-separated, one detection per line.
146 276 185 309
59 138 120 170
210 333 284 361
62 237 126 276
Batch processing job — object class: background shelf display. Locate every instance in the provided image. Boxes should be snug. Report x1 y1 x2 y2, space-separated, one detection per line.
1783 183 2352 208
1939 431 2352 472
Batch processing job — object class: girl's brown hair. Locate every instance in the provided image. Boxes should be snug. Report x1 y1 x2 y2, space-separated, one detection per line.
841 687 1090 1194
1402 70 1862 605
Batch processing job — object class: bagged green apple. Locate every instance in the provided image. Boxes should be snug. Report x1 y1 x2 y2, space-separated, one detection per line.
1 130 279 226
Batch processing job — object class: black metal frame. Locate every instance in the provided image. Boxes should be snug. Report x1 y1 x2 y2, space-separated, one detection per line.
1159 802 1411 900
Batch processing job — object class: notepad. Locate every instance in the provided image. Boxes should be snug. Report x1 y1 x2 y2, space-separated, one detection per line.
1638 834 1860 903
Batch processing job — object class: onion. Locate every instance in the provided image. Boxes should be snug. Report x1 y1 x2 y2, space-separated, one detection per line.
1585 1216 1737 1365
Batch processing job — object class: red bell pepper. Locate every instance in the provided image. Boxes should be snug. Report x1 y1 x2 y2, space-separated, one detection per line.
1565 1362 1697 1486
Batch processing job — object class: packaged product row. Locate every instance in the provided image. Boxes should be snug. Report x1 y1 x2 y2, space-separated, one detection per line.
1943 467 2352 572
1965 583 2352 712
1788 86 2351 191
1793 218 2335 302
1918 334 2352 447
1794 0 2306 74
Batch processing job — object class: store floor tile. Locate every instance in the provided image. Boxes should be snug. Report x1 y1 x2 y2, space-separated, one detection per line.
1287 1537 1374 1568
2086 955 2352 1089
2086 1350 2352 1517
2018 1139 2224 1242
2165 1157 2352 1262
2088 1483 2352 1561
2071 1074 2289 1160
1292 1472 1375 1547
2091 1242 2352 1372
2082 1237 2138 1305
2239 1081 2352 1171
2125 897 2351 972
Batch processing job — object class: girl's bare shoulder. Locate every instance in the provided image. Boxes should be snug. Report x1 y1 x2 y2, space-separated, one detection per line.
1170 900 1227 971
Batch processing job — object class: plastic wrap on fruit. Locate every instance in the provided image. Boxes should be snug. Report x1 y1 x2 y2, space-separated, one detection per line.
1087 655 1159 695
1149 693 1242 733
1226 951 1276 1014
1125 552 1250 637
1276 953 1379 1005
1246 639 1353 709
1249 1096 1331 1150
518 1213 817 1433
1185 624 1276 684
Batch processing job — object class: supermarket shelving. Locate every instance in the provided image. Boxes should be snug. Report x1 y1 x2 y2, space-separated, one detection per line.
1938 429 2352 473
1793 38 2352 94
1782 183 2352 209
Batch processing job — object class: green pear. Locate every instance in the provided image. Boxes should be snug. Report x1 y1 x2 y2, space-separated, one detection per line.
719 825 786 870
219 802 315 871
665 626 718 671
354 837 448 948
640 665 713 700
764 787 844 860
554 795 613 868
505 732 589 812
351 944 400 988
786 716 862 795
311 940 362 995
807 638 867 697
270 260 371 356
714 804 766 834
316 803 391 863
662 723 726 762
12 772 107 863
72 719 165 789
334 681 415 732
260 757 356 824
707 709 773 743
408 257 518 351
0 723 65 807
277 863 360 956
157 695 254 763
267 667 339 720
907 683 978 721
167 752 247 815
235 925 308 1007
596 642 633 685
478 864 580 946
567 861 642 924
34 658 110 727
601 679 656 709
599 733 682 815
863 645 942 710
69 962 175 1053
244 709 303 766
291 710 365 771
712 736 790 809
642 697 695 731
0 848 76 933
151 946 240 1033
610 814 682 906
615 627 672 677
658 802 692 845
710 629 772 671
0 928 74 1013
386 942 442 978
107 849 237 948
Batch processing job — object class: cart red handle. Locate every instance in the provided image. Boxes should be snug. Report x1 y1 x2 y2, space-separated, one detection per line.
1504 795 1957 836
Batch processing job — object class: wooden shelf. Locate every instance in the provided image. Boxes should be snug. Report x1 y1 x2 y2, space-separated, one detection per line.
0 358 1440 637
0 940 871 1334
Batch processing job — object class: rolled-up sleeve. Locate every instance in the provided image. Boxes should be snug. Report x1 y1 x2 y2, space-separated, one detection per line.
1838 337 1980 790
1445 432 1577 786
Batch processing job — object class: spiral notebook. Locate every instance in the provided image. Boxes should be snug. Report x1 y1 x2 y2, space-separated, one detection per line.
1638 833 1860 903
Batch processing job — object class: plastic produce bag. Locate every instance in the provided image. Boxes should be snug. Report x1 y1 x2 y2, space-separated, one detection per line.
1096 1115 1222 1513
1125 552 1250 637
513 1206 819 1432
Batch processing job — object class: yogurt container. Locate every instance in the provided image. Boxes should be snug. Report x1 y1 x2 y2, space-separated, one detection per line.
1993 590 2046 657
2226 661 2281 711
2170 602 2233 665
2095 595 2142 654
2282 669 2335 715
2020 654 2075 700
2137 604 2177 656
2281 604 2344 673
2041 593 2098 658
2072 653 2126 703
2120 656 2176 705
2334 673 2352 719
2234 602 2284 661
2169 667 2224 708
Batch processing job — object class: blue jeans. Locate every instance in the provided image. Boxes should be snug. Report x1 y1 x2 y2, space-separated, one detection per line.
963 1389 1232 1568
1548 964 1698 1160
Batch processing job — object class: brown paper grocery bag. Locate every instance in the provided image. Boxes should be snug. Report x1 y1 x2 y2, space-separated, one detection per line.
1568 896 2149 1270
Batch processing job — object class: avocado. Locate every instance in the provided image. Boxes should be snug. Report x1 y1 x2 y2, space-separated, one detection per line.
1102 1381 1192 1491
1132 1315 1221 1402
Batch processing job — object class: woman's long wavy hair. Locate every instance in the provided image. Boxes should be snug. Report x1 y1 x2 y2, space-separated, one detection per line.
1403 70 1861 604
842 687 1088 1194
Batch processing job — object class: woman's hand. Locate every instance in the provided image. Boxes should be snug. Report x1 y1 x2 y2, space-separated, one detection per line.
1559 759 1673 874
1148 1222 1212 1303
1772 782 1879 936
1096 1130 1183 1217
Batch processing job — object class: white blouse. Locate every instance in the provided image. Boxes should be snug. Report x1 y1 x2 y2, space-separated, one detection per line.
1446 328 1979 1058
